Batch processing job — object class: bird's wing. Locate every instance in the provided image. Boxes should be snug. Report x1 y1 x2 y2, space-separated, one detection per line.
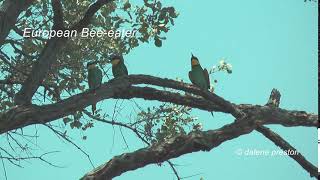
189 71 196 84
203 68 210 89
112 66 117 77
123 64 128 75
97 68 103 85
88 71 94 89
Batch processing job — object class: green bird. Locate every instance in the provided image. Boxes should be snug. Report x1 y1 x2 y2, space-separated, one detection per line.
87 61 103 114
111 55 128 78
188 54 211 91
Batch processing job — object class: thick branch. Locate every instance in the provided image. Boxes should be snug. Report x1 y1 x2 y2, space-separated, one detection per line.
0 75 317 134
116 86 224 113
14 37 67 104
127 75 244 118
1 78 131 133
71 0 114 31
51 0 64 29
84 110 182 179
256 89 317 177
13 0 114 105
80 86 317 179
0 0 34 46
80 119 256 179
256 126 318 177
237 104 318 127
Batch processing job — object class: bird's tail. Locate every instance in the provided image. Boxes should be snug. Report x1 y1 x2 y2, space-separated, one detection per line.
92 104 96 115
43 88 47 102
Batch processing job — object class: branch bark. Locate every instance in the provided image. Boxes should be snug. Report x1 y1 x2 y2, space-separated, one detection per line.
126 75 244 118
0 75 318 134
0 75 317 179
0 0 34 46
256 89 318 177
13 37 67 104
256 126 318 178
71 0 114 31
79 87 318 179
51 0 64 29
80 119 257 180
13 0 115 105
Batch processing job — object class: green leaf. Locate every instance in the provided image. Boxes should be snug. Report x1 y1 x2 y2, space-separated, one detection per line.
70 120 82 129
25 9 32 17
63 117 73 125
154 38 162 47
123 1 131 10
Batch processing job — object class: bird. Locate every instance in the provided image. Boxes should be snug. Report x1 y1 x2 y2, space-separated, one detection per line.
110 54 128 78
188 54 211 91
87 61 103 114
188 54 215 117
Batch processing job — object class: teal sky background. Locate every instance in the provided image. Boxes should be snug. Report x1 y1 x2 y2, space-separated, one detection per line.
1 0 318 180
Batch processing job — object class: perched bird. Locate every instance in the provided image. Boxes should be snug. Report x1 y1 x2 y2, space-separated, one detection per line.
111 55 128 78
188 54 211 91
189 54 214 117
87 61 103 114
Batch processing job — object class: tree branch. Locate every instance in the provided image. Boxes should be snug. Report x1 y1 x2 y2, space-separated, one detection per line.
265 88 281 107
71 0 114 31
0 75 317 134
51 0 64 29
80 119 257 179
0 0 34 46
126 75 244 118
0 50 29 76
44 124 94 168
255 89 318 177
13 37 67 104
256 126 318 177
83 110 182 179
79 87 318 179
13 0 115 105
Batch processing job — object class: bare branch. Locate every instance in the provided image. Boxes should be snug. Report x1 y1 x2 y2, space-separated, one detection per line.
256 126 317 177
44 124 95 168
0 150 8 180
167 160 181 180
126 75 244 118
255 88 318 177
265 88 281 107
0 0 35 46
0 151 61 168
83 110 149 144
51 0 64 29
80 119 256 179
1 75 317 134
71 0 115 31
85 109 187 180
81 103 318 179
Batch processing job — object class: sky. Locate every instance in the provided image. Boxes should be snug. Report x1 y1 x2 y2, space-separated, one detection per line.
1 0 318 180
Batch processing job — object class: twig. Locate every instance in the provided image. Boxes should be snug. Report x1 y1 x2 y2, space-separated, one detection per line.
0 151 8 180
167 160 181 180
44 124 95 168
